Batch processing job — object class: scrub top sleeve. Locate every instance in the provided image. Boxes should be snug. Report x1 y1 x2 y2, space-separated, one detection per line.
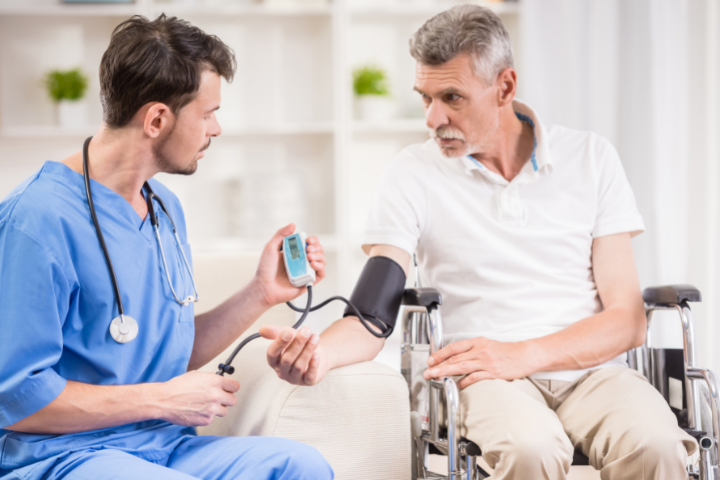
592 137 645 239
0 223 69 428
362 155 427 256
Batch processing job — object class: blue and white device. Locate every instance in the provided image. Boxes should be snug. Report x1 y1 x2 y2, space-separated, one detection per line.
282 232 316 288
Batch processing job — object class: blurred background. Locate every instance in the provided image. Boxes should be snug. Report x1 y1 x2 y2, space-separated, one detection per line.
0 0 718 374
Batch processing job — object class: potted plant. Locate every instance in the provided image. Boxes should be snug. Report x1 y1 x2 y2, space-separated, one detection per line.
44 68 89 128
353 64 396 122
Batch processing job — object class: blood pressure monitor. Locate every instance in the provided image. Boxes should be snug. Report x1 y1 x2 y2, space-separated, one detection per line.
216 230 396 377
282 232 316 288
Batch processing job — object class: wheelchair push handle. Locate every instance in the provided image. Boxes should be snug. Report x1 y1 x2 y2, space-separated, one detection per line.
643 284 702 307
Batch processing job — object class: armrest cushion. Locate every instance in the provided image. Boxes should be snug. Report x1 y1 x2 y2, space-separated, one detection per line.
198 339 411 480
403 288 442 308
642 284 702 307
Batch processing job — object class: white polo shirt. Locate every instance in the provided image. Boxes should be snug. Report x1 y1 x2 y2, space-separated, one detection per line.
362 99 645 381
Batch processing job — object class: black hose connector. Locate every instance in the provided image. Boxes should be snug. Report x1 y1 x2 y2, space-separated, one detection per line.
216 285 314 376
216 363 235 376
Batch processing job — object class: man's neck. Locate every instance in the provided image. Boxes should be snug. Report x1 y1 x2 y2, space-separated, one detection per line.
470 106 535 182
62 125 158 219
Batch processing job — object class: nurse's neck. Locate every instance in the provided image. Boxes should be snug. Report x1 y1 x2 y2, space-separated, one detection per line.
62 124 159 221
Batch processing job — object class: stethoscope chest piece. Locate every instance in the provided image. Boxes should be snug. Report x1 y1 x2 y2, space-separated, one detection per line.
110 315 139 344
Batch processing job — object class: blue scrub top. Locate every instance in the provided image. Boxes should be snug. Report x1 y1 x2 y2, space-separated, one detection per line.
0 161 196 471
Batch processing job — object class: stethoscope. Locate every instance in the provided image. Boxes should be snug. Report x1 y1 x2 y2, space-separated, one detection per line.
82 137 199 344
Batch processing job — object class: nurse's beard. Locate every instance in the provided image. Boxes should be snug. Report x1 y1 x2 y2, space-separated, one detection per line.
153 129 202 176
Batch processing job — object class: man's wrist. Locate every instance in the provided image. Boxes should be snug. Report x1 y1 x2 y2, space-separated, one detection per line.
139 382 169 422
246 277 274 311
520 338 551 375
319 342 338 371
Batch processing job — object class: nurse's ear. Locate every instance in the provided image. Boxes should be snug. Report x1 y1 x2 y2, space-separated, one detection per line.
141 102 174 139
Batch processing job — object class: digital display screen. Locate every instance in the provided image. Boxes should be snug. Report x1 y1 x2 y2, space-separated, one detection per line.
288 237 301 260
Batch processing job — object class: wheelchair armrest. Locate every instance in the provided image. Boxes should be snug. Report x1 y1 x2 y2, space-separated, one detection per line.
403 288 442 309
642 284 702 307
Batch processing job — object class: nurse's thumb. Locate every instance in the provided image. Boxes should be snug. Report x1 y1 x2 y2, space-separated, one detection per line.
259 324 283 340
268 224 296 251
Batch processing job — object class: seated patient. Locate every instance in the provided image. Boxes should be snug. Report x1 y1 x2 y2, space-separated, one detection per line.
260 5 697 479
0 15 332 480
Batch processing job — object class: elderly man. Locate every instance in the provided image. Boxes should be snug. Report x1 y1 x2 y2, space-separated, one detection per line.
259 5 696 479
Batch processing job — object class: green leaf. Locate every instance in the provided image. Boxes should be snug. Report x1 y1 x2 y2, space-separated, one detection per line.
353 65 390 96
44 68 88 102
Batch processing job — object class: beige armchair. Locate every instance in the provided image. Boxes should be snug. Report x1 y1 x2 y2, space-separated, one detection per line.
198 339 411 480
192 251 411 480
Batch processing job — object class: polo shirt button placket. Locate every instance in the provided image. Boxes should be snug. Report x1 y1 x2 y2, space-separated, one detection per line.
499 183 525 222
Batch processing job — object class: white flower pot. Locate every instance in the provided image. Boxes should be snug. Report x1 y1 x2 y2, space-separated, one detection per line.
57 100 87 128
356 95 397 122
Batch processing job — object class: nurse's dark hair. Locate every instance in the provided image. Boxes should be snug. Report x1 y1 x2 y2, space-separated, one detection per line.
99 14 236 128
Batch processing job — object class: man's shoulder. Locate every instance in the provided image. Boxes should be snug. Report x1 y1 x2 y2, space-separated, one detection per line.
385 140 449 178
545 125 618 168
546 124 612 148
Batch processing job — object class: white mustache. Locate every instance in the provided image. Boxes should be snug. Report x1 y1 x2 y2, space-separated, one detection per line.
430 127 466 141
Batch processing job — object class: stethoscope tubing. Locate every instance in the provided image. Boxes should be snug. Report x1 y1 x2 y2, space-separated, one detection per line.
82 136 199 334
83 137 127 321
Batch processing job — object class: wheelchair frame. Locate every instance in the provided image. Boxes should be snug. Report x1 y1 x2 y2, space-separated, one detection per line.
401 285 720 480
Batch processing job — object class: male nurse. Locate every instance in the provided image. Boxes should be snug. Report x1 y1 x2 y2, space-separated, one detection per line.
0 14 333 480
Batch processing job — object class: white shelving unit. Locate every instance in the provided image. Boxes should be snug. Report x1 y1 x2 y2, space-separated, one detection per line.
0 0 521 362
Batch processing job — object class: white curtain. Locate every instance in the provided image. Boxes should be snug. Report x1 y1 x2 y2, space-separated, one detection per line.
520 0 720 369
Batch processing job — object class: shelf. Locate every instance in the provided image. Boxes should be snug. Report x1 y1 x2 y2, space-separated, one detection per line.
222 122 334 136
0 1 332 18
191 234 339 254
352 118 429 134
0 1 516 19
0 0 524 287
0 126 97 139
0 123 334 139
0 3 146 17
153 2 332 17
349 1 519 19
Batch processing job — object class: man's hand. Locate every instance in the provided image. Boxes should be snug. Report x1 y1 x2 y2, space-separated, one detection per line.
259 325 334 386
159 371 240 427
423 338 536 389
254 224 327 308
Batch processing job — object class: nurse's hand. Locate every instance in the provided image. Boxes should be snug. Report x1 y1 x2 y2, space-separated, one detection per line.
159 371 240 427
254 224 327 307
259 325 333 386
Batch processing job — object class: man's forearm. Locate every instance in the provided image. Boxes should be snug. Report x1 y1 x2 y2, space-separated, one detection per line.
321 317 386 370
6 380 163 435
189 280 270 371
526 304 646 374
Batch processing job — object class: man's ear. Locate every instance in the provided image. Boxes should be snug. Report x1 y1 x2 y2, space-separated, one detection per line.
496 68 517 107
143 102 173 139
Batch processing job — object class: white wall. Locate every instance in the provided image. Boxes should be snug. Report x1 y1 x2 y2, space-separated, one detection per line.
521 0 720 369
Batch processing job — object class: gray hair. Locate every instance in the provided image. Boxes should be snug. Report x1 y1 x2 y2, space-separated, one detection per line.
409 5 514 84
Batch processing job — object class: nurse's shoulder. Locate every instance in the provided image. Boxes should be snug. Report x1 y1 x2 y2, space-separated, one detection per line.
0 161 72 228
0 161 91 251
0 168 42 226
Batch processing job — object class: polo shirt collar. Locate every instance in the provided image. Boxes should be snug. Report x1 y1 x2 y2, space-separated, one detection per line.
456 99 554 179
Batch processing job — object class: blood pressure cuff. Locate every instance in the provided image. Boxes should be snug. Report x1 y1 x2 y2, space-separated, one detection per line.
343 255 406 335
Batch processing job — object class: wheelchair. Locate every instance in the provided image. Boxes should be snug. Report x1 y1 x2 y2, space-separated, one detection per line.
400 285 720 479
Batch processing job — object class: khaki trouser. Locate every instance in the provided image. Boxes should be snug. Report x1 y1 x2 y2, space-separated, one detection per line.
460 367 697 480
